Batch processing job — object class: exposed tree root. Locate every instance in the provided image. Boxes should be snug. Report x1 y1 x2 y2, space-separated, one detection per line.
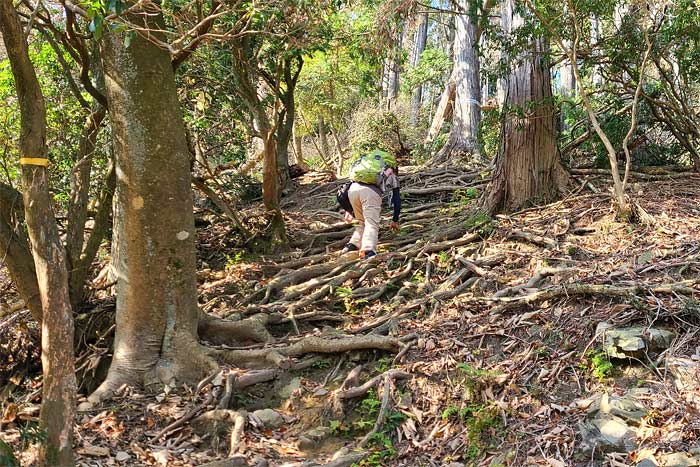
507 229 558 249
191 409 247 455
492 267 574 298
335 369 409 400
198 312 272 345
486 280 700 315
210 334 404 369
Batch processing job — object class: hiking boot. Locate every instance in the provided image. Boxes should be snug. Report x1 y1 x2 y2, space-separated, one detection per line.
360 250 376 259
341 243 358 254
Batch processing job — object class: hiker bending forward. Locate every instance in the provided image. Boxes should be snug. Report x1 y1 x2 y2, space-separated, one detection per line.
343 166 401 259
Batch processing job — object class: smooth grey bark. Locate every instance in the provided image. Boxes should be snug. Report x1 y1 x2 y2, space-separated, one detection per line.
89 11 216 404
432 0 481 163
410 11 429 125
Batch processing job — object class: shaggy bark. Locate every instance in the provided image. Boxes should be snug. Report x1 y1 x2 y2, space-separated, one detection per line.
0 0 76 463
483 0 567 213
89 10 216 404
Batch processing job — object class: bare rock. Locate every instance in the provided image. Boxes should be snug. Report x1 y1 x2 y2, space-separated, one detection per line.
667 357 700 404
579 392 648 454
298 426 331 450
251 409 285 429
579 413 637 454
279 377 303 399
597 323 675 359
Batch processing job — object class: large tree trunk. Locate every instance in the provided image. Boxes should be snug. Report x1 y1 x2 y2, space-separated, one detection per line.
410 11 429 125
0 183 42 321
432 0 481 163
89 11 216 404
483 0 567 214
0 0 76 464
382 26 405 109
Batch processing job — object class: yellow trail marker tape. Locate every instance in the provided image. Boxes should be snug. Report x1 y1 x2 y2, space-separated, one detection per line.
19 158 49 167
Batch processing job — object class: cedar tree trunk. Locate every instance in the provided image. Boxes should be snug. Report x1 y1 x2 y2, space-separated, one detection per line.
483 0 567 213
411 11 428 125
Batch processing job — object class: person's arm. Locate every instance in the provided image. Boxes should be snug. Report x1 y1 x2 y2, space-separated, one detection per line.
391 187 401 223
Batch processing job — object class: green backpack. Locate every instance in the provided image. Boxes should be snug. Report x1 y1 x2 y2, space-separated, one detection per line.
348 150 396 185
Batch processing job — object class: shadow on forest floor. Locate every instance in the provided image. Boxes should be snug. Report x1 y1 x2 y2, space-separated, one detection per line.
1 166 699 467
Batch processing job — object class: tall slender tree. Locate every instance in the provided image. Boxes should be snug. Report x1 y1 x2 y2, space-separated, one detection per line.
0 0 76 463
410 10 429 125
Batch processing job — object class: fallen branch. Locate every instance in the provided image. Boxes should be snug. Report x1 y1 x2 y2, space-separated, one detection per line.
507 230 557 249
485 280 700 314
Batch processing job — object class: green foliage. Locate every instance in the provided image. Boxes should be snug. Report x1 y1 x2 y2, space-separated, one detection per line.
224 250 246 270
0 440 18 467
581 350 614 382
334 286 353 298
410 269 425 284
453 188 480 205
373 357 392 373
463 212 493 234
402 47 450 92
441 402 502 460
410 131 448 165
437 251 450 267
311 358 333 370
359 388 381 418
19 423 48 448
348 104 409 162
478 107 501 160
1 39 97 199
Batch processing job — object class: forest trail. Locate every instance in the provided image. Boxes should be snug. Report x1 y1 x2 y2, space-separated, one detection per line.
2 167 700 467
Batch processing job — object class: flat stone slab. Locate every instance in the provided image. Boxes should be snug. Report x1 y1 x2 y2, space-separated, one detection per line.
597 323 675 359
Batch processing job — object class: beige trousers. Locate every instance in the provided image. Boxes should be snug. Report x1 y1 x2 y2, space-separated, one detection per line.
348 183 382 252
